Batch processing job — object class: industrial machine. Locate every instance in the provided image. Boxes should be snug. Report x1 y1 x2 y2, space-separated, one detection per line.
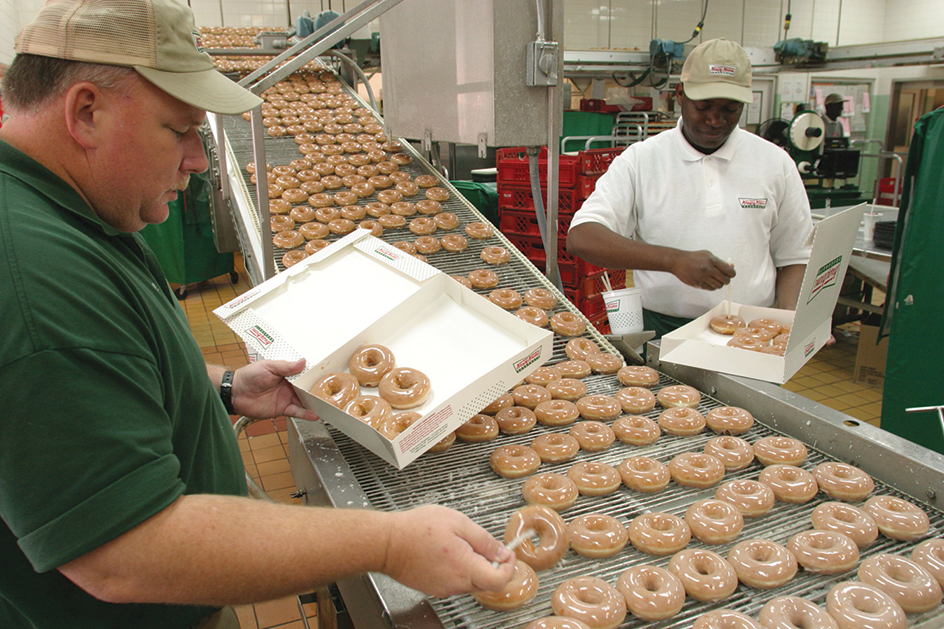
756 109 870 209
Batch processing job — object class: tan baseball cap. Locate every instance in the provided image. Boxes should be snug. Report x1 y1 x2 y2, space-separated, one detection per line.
824 93 844 106
680 38 753 104
14 0 262 115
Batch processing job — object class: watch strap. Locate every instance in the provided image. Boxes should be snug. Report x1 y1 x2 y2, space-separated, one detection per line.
220 370 235 415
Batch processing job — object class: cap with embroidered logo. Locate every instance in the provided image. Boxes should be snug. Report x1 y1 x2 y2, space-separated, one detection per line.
14 0 261 115
680 38 753 104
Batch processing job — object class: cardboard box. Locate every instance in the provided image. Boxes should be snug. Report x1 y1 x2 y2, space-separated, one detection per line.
214 230 554 468
855 322 888 387
660 204 867 384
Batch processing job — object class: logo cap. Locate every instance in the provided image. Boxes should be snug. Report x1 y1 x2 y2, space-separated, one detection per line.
15 0 262 115
680 38 753 104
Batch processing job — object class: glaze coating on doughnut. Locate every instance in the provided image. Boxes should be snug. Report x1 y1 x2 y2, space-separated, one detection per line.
587 352 623 375
685 499 744 545
546 378 588 402
522 618 591 629
552 577 627 629
455 414 499 442
858 554 943 613
693 610 762 629
525 287 558 310
575 394 621 421
727 539 797 589
533 399 580 427
344 395 392 428
759 597 837 629
759 464 819 504
348 344 396 386
814 462 874 502
863 495 930 541
826 581 907 629
530 432 580 463
471 560 538 611
567 462 621 496
658 407 706 436
705 406 754 435
480 245 510 265
710 314 746 335
669 452 726 488
515 306 548 327
715 480 776 518
617 365 659 387
656 384 702 408
565 338 601 361
513 384 552 410
311 372 359 408
550 312 587 337
704 436 754 470
669 548 739 602
567 514 628 558
753 436 807 466
613 415 661 446
555 360 592 379
569 420 616 452
378 367 431 409
614 387 656 415
490 444 541 478
480 392 514 415
617 565 685 621
618 456 670 493
505 505 569 571
525 366 563 386
629 512 691 556
495 405 537 434
468 268 499 289
377 411 420 441
912 539 944 588
523 472 579 511
788 529 859 574
812 502 879 548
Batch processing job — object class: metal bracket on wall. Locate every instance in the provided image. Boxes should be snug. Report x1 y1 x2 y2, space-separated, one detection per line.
477 132 488 159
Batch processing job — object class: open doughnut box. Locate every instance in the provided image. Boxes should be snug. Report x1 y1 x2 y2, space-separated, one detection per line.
660 204 868 384
213 230 554 468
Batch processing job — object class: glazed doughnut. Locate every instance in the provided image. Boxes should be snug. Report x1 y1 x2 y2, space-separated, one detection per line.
727 539 798 589
565 338 600 361
710 314 746 335
814 462 875 501
552 579 627 629
377 214 406 229
569 420 616 452
299 180 325 196
705 406 754 435
368 174 393 189
311 372 360 409
748 318 783 336
468 268 499 289
428 430 456 453
432 212 459 230
415 199 441 215
658 407 706 436
863 495 930 541
266 183 285 201
495 406 537 434
669 452 726 488
465 221 494 240
413 236 440 255
357 220 383 237
523 618 591 629
339 200 367 219
304 239 331 255
753 436 807 466
788 529 859 574
614 387 656 414
390 152 412 165
268 198 292 215
525 366 563 386
530 432 580 463
480 392 514 415
704 436 755 470
392 241 416 254
826 581 907 629
350 181 375 198
617 365 660 387
575 394 621 421
860 554 944 613
481 245 511 265
525 287 558 310
377 189 403 205
685 499 744 545
270 215 295 233
344 395 392 428
281 250 308 268
282 188 308 204
669 548 739 602
550 312 586 337
568 514 628 558
628 512 692 556
425 186 450 202
365 201 390 217
289 205 317 223
759 597 837 629
455 414 499 442
369 408 416 439
533 399 580 427
613 415 661 446
472 559 538 611
734 326 776 342
505 505 569 571
523 472 579 511
489 288 523 310
376 160 398 175
451 274 472 289
545 376 587 402
513 384 552 410
275 174 300 190
514 307 545 328
618 456 671 493
567 461 621 496
328 218 355 235
586 353 623 375
715 480 776 518
377 367 431 409
727 336 766 351
273 229 304 249
489 444 541 479
348 344 396 387
759 464 819 503
693 610 762 629
656 384 702 408
812 502 879 548
414 174 438 188
321 175 344 190
440 233 468 252
913 539 944 588
617 565 685 622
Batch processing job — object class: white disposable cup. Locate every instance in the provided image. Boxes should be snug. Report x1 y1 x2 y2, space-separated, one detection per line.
863 212 880 242
603 287 643 334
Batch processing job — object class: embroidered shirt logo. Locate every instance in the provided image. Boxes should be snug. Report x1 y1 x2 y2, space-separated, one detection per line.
739 198 768 209
192 32 205 53
807 255 843 304
708 64 737 77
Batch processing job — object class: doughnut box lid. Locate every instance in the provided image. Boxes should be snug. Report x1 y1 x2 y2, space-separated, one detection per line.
660 204 867 384
213 230 554 469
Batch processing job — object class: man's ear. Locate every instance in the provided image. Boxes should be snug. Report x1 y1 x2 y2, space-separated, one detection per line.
63 82 106 150
675 82 685 103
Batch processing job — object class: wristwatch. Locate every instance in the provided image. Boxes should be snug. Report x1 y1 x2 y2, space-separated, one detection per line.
220 370 235 415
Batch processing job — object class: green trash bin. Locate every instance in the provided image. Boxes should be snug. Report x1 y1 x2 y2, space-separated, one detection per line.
140 171 234 297
450 180 499 226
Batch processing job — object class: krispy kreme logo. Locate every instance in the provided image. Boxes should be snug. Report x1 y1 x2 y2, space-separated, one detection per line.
805 339 817 356
224 288 261 309
374 246 402 261
807 255 842 304
248 325 275 348
739 198 768 209
605 299 620 313
191 32 206 53
708 63 737 77
514 348 542 373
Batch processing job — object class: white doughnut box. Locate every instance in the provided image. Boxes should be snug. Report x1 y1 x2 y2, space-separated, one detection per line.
214 230 554 468
660 204 867 384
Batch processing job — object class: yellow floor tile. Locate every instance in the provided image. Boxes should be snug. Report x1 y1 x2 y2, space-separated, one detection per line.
257 458 292 477
249 433 283 450
261 471 297 492
253 595 302 628
252 444 290 465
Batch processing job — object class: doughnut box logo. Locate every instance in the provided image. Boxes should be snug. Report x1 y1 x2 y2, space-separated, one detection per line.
373 245 403 262
807 255 843 304
248 325 275 349
514 347 543 373
398 405 452 453
223 288 261 310
804 339 817 357
738 198 768 210
708 64 737 77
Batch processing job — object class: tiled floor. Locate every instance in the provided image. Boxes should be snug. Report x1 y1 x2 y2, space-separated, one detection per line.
173 254 884 627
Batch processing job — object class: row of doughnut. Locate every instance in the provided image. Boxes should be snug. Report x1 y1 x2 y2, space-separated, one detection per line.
711 314 792 356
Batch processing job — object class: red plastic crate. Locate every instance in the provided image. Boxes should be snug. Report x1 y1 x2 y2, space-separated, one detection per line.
503 233 608 289
563 290 607 320
496 147 580 187
576 270 626 301
497 185 582 218
499 208 571 239
588 312 610 335
577 147 623 176
577 174 600 200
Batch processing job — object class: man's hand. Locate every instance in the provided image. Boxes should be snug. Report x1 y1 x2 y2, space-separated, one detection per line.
672 251 736 291
381 505 515 598
232 359 319 421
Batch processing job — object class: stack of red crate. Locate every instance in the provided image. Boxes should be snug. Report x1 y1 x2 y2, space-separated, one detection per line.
496 146 625 332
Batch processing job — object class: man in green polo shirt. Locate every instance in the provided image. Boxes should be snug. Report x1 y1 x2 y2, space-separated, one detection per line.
0 2 514 628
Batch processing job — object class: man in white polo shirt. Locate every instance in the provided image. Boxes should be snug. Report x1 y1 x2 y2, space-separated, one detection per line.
567 38 813 338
